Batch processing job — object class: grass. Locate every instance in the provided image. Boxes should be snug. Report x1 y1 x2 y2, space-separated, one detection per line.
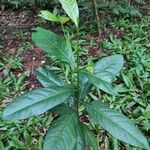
0 1 150 149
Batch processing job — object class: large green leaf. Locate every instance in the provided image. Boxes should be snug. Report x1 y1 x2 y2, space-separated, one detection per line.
43 110 77 150
36 67 65 87
58 0 79 27
94 55 124 75
80 70 118 96
39 10 70 24
3 86 73 121
85 101 150 150
32 27 75 67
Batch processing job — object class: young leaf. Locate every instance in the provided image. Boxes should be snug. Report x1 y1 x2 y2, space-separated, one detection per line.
94 55 124 84
58 16 70 24
36 67 65 87
43 110 77 150
3 86 73 121
80 70 118 96
85 101 150 150
39 10 59 22
94 55 124 75
58 0 79 27
32 27 76 67
39 10 70 24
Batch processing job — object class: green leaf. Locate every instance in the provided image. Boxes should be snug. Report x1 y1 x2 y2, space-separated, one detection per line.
80 81 92 99
80 70 118 96
85 101 150 150
75 123 98 150
94 55 124 84
95 71 116 83
32 27 76 67
144 111 150 119
58 16 70 24
43 110 77 150
9 137 26 149
3 86 73 121
144 105 150 119
39 10 70 24
36 66 65 87
81 123 98 150
0 141 5 150
94 55 124 76
79 55 123 99
39 10 59 22
59 0 79 27
75 123 85 150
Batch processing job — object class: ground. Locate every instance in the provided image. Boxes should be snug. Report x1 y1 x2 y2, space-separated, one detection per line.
0 1 150 150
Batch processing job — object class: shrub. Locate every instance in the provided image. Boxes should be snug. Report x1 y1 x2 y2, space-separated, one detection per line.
2 0 150 149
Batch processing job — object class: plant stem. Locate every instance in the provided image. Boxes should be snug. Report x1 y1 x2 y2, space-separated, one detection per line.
76 27 80 119
92 0 101 38
75 26 80 150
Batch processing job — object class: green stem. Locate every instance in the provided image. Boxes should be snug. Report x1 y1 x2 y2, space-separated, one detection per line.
76 27 80 119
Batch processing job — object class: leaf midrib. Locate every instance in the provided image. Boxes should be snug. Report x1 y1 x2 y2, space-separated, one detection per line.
60 0 78 25
55 113 75 149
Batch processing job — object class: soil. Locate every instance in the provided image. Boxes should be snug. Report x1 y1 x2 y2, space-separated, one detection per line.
0 9 46 90
0 9 37 34
23 47 45 89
